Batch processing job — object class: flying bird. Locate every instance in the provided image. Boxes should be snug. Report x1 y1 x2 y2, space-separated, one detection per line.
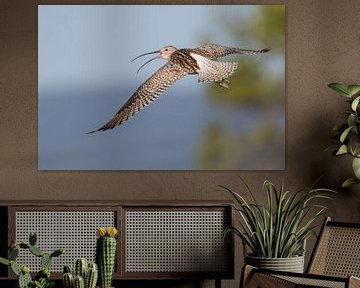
88 44 270 133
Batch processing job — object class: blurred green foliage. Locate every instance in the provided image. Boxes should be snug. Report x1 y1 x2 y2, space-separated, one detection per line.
195 5 285 169
195 113 285 170
207 5 285 105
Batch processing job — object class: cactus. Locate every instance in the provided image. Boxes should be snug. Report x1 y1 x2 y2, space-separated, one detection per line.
19 243 30 249
0 232 64 288
9 246 19 260
96 227 118 288
63 259 98 288
64 265 72 273
74 275 85 288
74 258 88 279
18 266 32 288
29 232 37 246
41 253 52 270
29 245 44 257
51 248 64 258
10 260 21 276
85 262 98 288
35 268 51 281
63 272 74 288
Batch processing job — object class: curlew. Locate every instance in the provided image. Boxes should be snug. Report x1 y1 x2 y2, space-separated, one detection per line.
88 44 270 133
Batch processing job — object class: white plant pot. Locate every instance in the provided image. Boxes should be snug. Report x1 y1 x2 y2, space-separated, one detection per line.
245 254 305 273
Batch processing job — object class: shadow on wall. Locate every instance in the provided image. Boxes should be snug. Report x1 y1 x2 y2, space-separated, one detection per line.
290 108 360 221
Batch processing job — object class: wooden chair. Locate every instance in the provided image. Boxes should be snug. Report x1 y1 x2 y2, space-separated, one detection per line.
241 217 360 288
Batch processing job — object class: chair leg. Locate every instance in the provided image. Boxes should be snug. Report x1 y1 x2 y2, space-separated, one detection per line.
215 278 221 288
240 265 255 288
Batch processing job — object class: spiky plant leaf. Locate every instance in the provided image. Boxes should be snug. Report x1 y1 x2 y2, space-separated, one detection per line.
221 178 335 258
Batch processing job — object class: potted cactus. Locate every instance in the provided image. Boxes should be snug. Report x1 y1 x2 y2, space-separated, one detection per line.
96 227 118 288
0 232 64 288
62 258 98 288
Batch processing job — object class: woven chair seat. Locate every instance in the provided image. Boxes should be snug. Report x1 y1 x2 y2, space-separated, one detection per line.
277 274 347 288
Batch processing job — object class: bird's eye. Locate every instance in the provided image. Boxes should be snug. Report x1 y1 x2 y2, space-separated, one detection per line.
165 48 168 51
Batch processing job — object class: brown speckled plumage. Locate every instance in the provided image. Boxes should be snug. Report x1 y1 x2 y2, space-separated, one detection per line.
89 44 269 133
190 44 270 60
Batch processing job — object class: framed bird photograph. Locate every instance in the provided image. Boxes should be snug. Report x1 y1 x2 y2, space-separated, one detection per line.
38 5 285 170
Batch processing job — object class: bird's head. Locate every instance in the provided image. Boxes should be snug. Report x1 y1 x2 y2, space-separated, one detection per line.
131 45 177 73
159 46 177 60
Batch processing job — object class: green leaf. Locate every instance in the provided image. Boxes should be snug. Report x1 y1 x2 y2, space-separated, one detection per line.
352 157 360 179
10 261 20 276
340 126 353 143
348 85 360 97
351 96 360 111
328 83 351 97
347 114 356 128
342 177 360 188
0 257 9 266
336 144 348 155
349 135 360 156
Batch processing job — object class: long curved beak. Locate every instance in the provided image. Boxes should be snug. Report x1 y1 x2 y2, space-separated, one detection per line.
136 55 161 73
131 50 160 62
131 49 162 73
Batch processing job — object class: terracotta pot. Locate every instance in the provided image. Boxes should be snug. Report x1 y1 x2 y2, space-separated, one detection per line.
245 254 305 273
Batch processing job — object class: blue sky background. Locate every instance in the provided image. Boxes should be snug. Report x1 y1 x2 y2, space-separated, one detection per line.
38 5 284 170
39 6 256 94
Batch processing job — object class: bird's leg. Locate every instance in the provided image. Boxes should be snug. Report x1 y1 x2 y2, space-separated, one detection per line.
217 78 230 89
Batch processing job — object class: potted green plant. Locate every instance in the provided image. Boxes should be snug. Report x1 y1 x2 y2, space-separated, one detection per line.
221 179 334 273
62 258 98 288
96 227 118 288
328 83 360 187
0 232 63 288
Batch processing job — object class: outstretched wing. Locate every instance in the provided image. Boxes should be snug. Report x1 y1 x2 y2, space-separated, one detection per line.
89 63 189 133
192 44 270 60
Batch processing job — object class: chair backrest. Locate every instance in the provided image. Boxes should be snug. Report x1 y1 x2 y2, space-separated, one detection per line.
307 217 360 277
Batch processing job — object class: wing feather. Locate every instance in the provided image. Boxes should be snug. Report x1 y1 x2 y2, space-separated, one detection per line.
192 44 270 60
89 63 189 133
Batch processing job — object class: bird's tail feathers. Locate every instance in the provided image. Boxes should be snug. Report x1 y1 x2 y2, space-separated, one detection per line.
195 56 238 83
